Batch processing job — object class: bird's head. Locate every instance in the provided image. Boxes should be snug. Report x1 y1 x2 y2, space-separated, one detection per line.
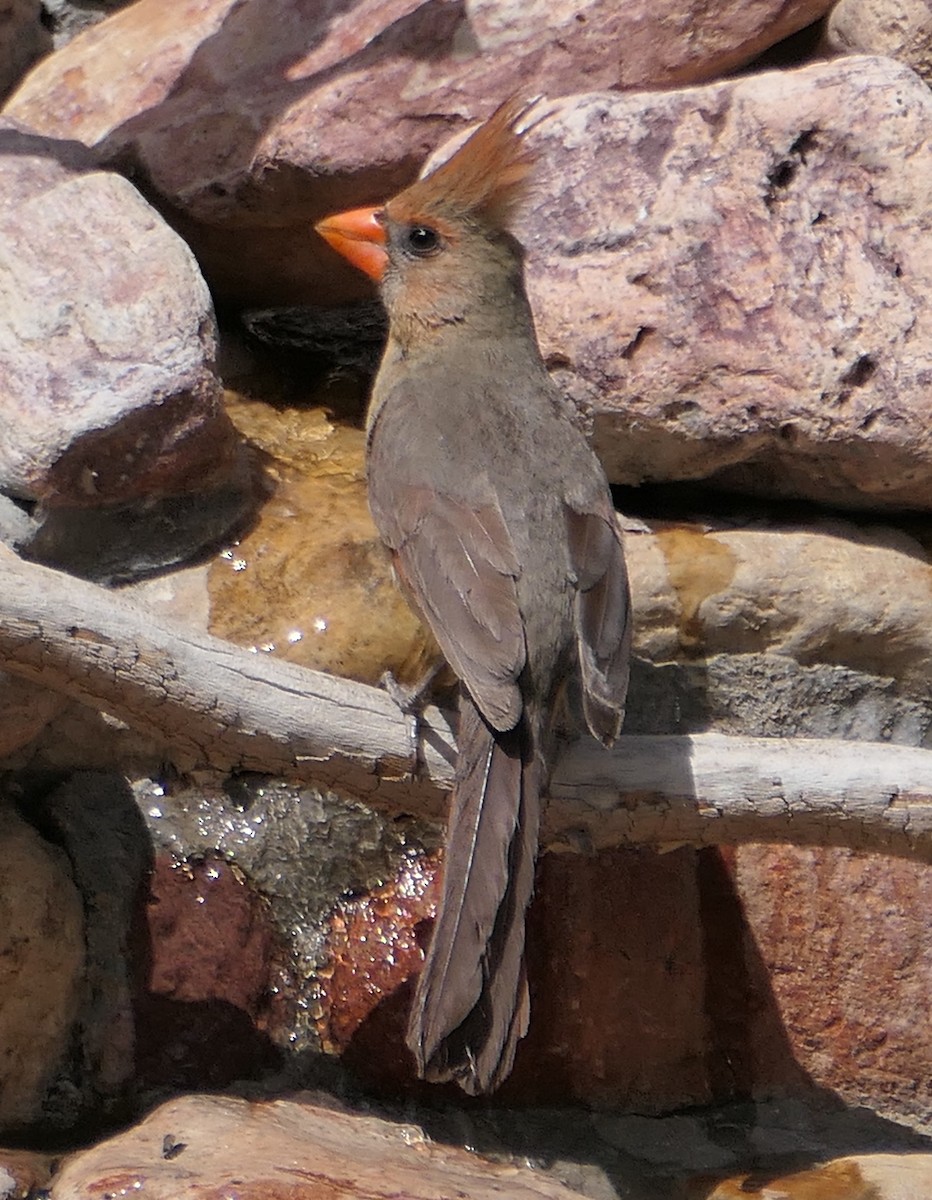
316 95 542 346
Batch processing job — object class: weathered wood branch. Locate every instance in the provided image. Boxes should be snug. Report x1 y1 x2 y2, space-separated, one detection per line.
2 544 931 856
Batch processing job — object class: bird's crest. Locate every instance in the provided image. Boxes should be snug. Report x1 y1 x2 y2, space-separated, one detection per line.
387 93 544 232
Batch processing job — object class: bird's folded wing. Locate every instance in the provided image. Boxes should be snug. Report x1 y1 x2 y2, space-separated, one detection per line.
376 483 526 732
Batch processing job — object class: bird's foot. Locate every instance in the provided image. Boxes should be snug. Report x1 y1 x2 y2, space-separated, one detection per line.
380 661 443 714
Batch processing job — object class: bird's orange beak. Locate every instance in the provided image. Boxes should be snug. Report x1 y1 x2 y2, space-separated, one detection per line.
315 206 388 281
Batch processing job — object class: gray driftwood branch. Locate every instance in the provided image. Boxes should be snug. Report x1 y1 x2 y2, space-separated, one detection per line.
1 544 931 857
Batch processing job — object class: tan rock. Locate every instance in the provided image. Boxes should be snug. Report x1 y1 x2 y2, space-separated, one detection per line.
5 0 831 305
826 0 932 83
501 58 932 510
0 120 236 506
0 673 65 756
698 1153 932 1198
626 517 932 697
49 1092 591 1198
0 1148 54 1198
0 806 84 1130
734 844 932 1125
0 1 49 100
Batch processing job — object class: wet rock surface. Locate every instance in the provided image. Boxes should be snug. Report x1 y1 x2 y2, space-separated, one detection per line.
208 394 438 686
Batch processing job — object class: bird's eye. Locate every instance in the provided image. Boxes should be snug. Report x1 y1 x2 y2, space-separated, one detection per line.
404 225 441 256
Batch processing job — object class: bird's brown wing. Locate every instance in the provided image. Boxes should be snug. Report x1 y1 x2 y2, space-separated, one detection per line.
370 479 526 733
564 496 631 746
368 411 535 1093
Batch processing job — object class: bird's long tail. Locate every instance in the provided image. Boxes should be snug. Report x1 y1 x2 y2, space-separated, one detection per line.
406 687 541 1095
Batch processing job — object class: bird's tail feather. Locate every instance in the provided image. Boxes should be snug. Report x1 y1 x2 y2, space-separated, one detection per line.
406 688 540 1094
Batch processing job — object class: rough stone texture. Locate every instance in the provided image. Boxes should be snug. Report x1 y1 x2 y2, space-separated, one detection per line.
135 774 438 1059
733 844 932 1126
0 0 49 101
4 0 832 305
322 855 437 1075
0 805 84 1131
326 848 711 1110
626 653 932 747
487 58 932 511
825 0 932 83
49 1092 592 1199
0 120 236 506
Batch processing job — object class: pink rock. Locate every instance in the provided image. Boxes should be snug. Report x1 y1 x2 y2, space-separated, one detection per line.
4 0 832 304
506 58 932 510
0 121 236 505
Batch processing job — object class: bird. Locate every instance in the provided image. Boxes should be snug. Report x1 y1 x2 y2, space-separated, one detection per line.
315 95 631 1095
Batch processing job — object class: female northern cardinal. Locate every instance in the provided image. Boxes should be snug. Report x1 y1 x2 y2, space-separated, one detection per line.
316 96 631 1094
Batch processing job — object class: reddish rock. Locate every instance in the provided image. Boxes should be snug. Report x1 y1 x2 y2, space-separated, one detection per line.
135 854 283 1088
0 120 236 506
322 856 437 1052
320 839 932 1122
511 847 710 1109
328 845 719 1109
733 844 932 1125
5 0 831 305
49 1092 591 1199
